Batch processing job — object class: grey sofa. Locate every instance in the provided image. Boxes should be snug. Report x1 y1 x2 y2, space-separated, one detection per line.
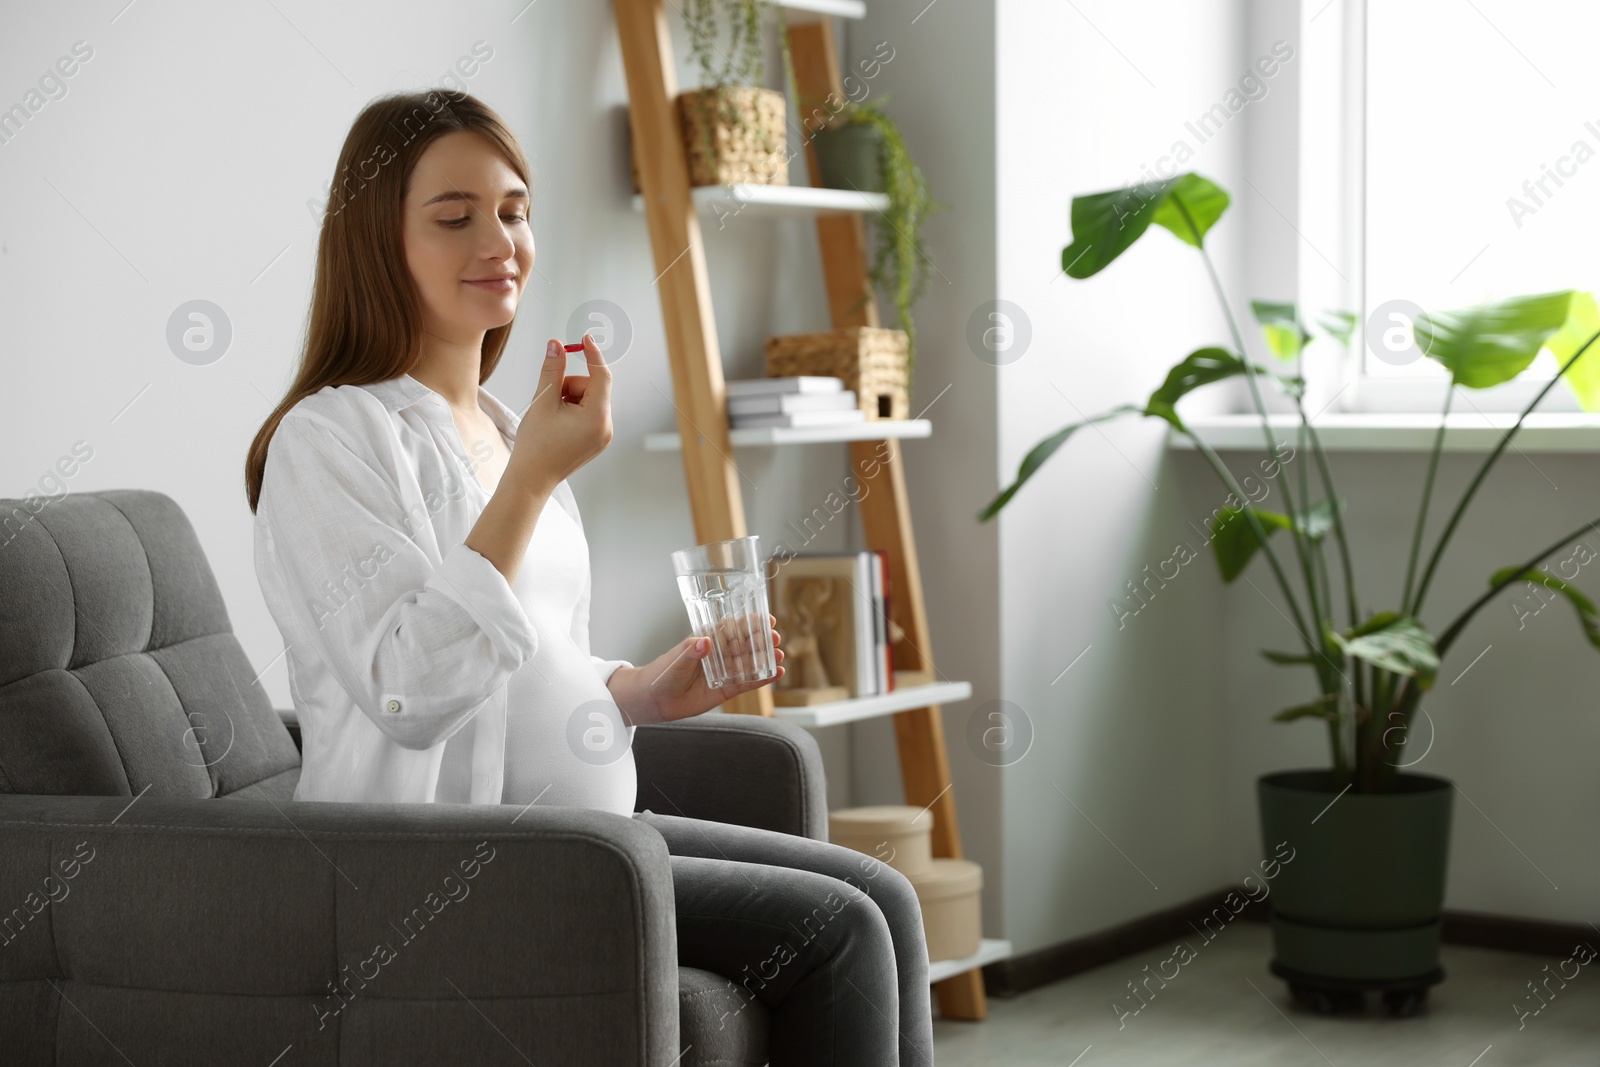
0 489 828 1066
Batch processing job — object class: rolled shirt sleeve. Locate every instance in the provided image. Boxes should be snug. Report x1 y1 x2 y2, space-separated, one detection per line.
589 655 634 689
258 409 537 750
427 541 541 667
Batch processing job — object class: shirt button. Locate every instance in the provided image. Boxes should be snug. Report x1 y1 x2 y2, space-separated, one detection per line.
386 699 402 713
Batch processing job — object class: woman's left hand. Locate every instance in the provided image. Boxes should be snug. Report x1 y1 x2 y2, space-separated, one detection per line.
615 615 784 724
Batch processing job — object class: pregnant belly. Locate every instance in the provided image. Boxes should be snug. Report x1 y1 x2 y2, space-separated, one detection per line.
501 631 637 815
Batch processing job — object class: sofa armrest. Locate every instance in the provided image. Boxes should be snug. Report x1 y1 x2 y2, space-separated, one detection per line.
0 794 680 1066
632 711 828 840
276 708 303 753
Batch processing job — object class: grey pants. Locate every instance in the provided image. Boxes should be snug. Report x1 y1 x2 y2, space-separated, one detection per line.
634 810 935 1067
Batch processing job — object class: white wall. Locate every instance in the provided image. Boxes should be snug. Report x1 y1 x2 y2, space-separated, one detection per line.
991 0 1249 951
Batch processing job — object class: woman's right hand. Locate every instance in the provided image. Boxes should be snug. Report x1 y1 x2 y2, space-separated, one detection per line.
508 334 614 493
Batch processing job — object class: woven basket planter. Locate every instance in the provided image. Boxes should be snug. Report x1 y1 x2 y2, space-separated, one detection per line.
632 87 788 192
765 327 909 421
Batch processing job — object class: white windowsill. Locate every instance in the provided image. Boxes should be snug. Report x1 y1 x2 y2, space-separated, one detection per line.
1169 412 1600 453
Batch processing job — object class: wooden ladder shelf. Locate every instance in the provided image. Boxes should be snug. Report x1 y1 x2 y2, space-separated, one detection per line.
614 0 991 1021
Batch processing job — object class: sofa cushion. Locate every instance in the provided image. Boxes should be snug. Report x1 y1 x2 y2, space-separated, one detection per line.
678 965 770 1066
0 490 299 798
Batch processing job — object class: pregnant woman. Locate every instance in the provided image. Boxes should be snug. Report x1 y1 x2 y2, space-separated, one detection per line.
244 89 932 1067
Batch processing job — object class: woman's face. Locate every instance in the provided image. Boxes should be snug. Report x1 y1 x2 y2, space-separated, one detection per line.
402 130 534 343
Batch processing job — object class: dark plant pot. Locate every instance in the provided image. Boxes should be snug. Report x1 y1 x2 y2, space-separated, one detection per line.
813 122 885 193
1257 770 1453 1001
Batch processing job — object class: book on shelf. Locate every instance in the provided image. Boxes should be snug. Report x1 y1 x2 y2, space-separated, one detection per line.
730 409 866 430
727 390 859 417
853 552 875 697
872 548 894 692
725 375 845 398
768 550 892 699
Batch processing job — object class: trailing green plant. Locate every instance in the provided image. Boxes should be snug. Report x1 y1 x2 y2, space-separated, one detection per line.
680 0 793 181
978 171 1600 794
821 96 941 386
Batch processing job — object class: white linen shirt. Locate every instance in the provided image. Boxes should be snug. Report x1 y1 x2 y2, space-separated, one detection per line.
253 373 634 809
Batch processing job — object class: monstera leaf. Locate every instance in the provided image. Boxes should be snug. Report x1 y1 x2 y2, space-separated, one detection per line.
1273 693 1340 722
1252 300 1311 360
1415 291 1574 388
1144 347 1255 430
1062 173 1229 279
1150 174 1230 248
1546 291 1600 411
979 406 1141 521
1318 309 1358 347
1210 499 1342 582
1330 613 1440 691
1490 564 1600 649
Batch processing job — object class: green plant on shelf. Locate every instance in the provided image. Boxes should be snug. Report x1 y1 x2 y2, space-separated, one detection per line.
814 95 941 383
680 0 794 181
977 171 1600 794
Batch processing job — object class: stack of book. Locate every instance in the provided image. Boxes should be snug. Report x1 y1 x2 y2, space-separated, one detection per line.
768 550 894 702
726 376 865 430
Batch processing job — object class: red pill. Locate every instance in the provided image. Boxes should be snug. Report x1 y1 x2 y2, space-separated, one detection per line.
563 342 585 352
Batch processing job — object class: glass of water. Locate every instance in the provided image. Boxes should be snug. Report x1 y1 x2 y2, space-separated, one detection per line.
670 535 779 689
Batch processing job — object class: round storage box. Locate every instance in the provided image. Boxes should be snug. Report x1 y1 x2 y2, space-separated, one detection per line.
828 805 933 878
910 858 983 962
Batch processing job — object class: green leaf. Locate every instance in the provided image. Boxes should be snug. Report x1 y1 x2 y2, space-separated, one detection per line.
1547 291 1600 412
1262 649 1317 665
1273 693 1340 722
978 406 1140 521
1061 181 1177 279
1209 499 1340 583
1210 507 1292 583
1490 564 1600 649
1275 373 1307 401
1150 174 1230 248
1331 613 1440 690
1346 610 1404 638
1144 347 1254 430
1251 300 1311 360
1295 498 1344 541
1317 309 1358 347
1415 291 1574 389
1061 173 1229 279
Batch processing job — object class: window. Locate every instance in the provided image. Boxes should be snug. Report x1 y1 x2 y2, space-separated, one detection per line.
1305 0 1598 413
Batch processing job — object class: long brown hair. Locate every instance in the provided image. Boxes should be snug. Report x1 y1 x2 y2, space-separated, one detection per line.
245 89 530 512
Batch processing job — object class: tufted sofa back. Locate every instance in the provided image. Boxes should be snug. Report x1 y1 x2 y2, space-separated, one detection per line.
0 490 299 800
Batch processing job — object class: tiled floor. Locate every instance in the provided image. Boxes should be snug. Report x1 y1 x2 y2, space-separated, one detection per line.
931 925 1600 1066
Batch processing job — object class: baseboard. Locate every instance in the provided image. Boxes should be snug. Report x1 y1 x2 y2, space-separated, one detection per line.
1441 909 1599 958
982 889 1239 998
982 889 1596 998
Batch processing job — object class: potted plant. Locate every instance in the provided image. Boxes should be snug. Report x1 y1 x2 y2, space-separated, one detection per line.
678 0 790 186
808 96 939 388
978 172 1600 1015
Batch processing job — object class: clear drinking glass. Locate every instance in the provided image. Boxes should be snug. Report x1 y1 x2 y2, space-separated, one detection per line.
670 535 779 689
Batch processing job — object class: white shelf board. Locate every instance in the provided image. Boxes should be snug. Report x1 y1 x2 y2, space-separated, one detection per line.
778 0 867 18
928 938 1012 984
1170 412 1600 454
632 184 888 220
772 680 972 728
645 418 931 452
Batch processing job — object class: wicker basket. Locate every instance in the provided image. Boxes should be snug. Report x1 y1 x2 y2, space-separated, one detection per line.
765 327 910 421
632 87 789 192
